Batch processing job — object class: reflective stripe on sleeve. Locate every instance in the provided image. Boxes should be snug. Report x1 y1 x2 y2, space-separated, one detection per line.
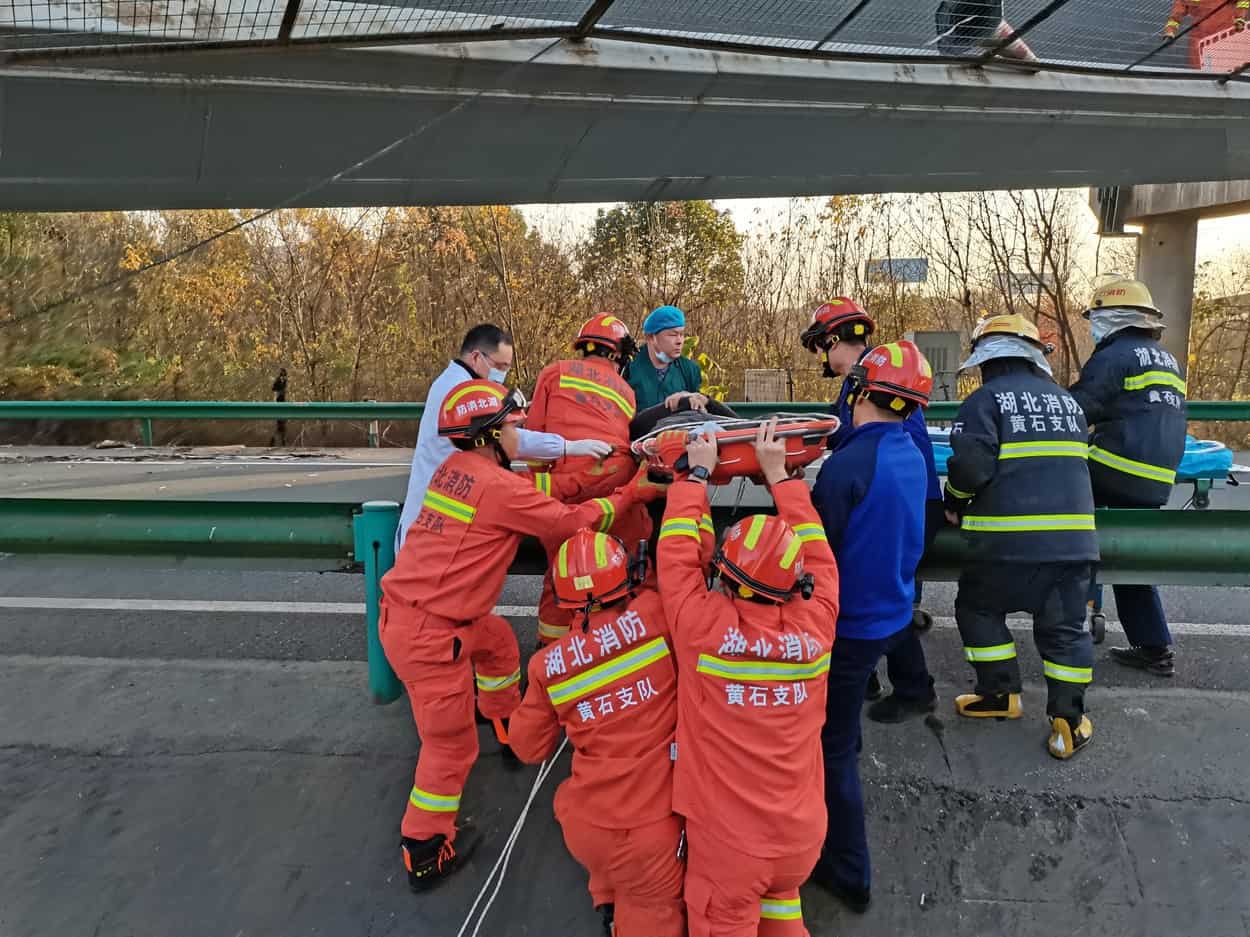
964 643 1017 663
659 518 701 541
547 636 670 705
945 481 974 500
593 497 616 533
696 652 831 682
1088 446 1176 485
698 513 715 535
533 473 552 496
792 522 827 543
409 786 461 813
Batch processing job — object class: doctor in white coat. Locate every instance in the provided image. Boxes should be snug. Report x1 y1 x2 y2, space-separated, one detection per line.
396 323 612 550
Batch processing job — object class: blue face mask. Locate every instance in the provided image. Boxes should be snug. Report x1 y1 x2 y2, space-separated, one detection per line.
488 367 509 384
654 350 673 365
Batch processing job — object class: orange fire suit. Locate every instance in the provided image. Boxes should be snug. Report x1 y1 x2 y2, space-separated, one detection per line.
509 588 687 937
1166 0 1249 68
527 356 651 644
658 477 840 937
380 449 651 843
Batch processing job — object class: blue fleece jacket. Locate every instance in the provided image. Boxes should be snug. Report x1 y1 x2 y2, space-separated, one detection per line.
812 420 926 640
828 359 941 502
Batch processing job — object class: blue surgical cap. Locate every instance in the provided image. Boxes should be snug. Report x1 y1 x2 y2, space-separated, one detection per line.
642 305 686 335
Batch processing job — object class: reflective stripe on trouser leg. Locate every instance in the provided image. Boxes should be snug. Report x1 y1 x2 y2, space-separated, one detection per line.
409 786 461 813
964 643 1017 662
758 893 807 937
475 668 521 692
1043 660 1092 683
955 572 1023 697
402 672 478 841
1031 564 1094 721
465 613 523 720
760 896 802 921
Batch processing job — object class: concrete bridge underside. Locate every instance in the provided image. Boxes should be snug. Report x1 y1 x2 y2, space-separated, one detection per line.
3 37 1250 211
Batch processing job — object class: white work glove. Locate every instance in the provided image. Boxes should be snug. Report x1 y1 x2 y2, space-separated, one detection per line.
565 438 613 459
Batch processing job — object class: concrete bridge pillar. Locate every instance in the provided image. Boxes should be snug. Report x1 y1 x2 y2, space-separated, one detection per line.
1136 212 1199 376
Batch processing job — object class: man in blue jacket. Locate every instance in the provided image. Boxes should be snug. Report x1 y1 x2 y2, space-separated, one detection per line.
1070 279 1186 677
809 340 936 914
800 299 943 718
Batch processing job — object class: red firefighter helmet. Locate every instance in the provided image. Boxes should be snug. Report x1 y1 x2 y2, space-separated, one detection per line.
799 298 876 352
552 528 640 608
849 340 934 410
573 313 639 361
437 380 527 442
713 514 811 604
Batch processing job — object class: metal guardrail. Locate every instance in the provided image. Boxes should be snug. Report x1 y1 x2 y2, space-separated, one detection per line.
2 400 1249 447
4 497 1246 584
4 496 1249 702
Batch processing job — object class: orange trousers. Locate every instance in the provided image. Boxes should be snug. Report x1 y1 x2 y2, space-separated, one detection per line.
559 810 686 937
379 603 521 841
537 454 652 645
684 823 821 937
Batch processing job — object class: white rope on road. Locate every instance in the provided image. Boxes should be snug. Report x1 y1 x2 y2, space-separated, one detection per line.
456 737 570 937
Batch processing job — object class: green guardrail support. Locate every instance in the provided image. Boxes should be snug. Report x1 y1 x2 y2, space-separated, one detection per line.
352 501 404 705
0 499 357 557
139 419 154 447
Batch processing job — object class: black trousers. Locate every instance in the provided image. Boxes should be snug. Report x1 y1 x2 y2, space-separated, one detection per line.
955 561 1094 721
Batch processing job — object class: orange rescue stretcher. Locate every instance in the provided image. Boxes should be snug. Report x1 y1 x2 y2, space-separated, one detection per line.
630 413 841 485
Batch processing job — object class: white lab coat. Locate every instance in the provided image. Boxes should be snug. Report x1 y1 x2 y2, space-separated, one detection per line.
395 360 565 550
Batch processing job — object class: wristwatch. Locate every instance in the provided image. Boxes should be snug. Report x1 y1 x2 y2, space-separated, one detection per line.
688 465 712 483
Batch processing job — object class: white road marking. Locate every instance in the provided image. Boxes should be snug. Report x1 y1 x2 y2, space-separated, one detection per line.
929 616 1250 637
1 597 1248 636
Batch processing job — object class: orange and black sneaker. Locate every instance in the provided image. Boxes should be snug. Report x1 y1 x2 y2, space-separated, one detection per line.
401 835 460 892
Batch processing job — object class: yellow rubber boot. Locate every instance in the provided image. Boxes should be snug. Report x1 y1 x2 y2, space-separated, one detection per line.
1047 715 1094 760
954 693 1022 719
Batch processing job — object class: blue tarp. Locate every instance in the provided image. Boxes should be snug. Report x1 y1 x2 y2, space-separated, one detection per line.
927 431 1232 482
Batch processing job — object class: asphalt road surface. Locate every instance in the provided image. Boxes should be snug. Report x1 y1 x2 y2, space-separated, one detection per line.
2 448 1249 937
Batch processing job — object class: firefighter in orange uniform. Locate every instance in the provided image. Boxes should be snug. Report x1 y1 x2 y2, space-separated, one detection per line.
380 379 665 891
510 527 696 937
659 420 840 937
527 314 652 646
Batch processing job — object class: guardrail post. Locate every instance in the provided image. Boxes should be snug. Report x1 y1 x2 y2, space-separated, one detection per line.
139 419 153 447
353 500 404 704
368 420 380 448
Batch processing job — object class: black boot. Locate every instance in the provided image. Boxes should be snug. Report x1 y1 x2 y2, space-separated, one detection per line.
401 834 462 891
1047 714 1094 760
867 691 937 724
1109 645 1174 677
809 860 871 913
864 670 883 702
954 692 1022 719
